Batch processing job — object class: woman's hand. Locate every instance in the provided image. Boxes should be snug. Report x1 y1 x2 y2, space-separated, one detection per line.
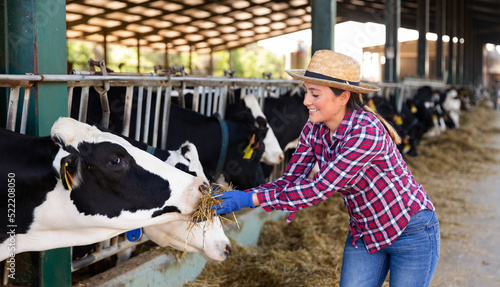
213 190 255 215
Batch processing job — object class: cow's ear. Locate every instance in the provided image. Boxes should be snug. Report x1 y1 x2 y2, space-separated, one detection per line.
60 154 80 191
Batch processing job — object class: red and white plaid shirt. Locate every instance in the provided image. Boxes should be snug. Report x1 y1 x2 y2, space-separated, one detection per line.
247 109 434 253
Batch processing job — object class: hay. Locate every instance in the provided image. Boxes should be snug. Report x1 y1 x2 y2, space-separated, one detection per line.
188 183 225 227
188 183 239 228
184 102 500 287
183 183 239 256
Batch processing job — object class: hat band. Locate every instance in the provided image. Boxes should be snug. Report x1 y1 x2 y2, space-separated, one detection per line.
304 70 359 87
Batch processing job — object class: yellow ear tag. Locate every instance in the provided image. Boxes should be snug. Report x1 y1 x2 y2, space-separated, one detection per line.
368 99 377 112
243 134 256 159
411 105 418 113
394 115 403 125
64 162 73 191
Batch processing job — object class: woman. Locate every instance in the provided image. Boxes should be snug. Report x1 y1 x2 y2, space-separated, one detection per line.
214 50 440 287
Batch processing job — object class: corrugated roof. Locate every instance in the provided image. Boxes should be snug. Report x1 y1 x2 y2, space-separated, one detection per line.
66 0 500 53
66 0 311 53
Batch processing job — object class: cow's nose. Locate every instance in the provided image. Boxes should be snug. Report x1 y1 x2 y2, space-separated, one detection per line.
224 244 232 257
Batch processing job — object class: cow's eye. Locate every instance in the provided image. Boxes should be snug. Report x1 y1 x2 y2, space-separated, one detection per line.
110 157 121 165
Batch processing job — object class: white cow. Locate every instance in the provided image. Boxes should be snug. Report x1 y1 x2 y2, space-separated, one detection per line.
443 89 462 128
0 118 206 261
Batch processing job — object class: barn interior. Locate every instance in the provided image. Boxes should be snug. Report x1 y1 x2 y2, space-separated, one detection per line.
1 0 500 286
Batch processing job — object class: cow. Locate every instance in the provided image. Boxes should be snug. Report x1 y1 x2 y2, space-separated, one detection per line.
262 87 309 151
70 134 231 263
167 103 267 190
239 93 284 165
0 117 207 261
260 87 309 178
112 138 231 262
442 89 461 129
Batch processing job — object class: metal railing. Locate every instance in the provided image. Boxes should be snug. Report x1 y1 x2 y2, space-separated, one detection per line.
0 69 302 273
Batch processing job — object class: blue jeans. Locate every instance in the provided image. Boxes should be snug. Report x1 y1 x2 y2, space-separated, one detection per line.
340 210 440 287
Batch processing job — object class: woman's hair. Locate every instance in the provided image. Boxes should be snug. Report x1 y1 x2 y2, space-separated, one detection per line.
331 87 402 144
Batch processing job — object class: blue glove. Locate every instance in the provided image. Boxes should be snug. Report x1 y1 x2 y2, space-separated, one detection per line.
213 190 255 215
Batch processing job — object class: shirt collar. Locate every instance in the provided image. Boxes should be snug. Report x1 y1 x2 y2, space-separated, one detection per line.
330 109 356 141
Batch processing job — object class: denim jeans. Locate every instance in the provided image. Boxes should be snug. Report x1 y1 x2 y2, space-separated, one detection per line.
340 209 440 287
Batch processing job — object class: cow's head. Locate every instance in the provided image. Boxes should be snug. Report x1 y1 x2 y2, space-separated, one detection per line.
143 217 231 261
224 104 268 189
242 94 284 165
50 117 207 226
143 142 230 261
165 141 208 182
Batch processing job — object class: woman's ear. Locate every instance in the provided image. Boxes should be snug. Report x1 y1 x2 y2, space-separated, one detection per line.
341 91 351 105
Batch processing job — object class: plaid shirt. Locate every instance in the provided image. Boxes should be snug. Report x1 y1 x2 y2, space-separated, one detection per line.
247 109 434 253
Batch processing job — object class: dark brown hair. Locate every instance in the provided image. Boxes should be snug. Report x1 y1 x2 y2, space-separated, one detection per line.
330 87 401 144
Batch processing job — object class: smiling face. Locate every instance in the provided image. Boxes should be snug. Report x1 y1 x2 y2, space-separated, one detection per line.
302 82 351 132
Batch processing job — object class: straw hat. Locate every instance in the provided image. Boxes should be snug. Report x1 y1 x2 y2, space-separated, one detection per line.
285 50 380 94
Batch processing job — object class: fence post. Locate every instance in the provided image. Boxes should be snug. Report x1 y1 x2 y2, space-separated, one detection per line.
1 0 70 286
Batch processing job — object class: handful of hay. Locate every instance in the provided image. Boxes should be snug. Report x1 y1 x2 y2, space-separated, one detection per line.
183 183 239 253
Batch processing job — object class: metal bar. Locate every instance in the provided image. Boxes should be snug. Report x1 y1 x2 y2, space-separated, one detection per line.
143 86 153 144
192 86 200 112
219 86 227 117
153 86 162 147
206 87 213 116
6 86 20 131
0 74 301 87
121 86 134 137
200 86 207 116
71 234 150 272
99 89 111 129
212 86 220 115
20 86 32 134
161 86 172 150
78 86 90 123
135 86 144 141
68 86 74 117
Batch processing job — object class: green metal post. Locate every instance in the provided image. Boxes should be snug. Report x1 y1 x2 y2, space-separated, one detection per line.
1 0 70 286
384 0 400 83
311 0 336 54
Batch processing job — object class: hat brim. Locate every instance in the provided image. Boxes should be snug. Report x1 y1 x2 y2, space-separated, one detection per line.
285 69 380 94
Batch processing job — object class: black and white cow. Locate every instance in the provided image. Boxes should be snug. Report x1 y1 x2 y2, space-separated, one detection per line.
168 103 267 190
263 87 309 151
104 132 232 262
260 88 309 177
239 93 284 165
0 117 207 261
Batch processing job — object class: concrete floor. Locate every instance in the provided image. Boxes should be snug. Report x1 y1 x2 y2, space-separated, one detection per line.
431 108 500 287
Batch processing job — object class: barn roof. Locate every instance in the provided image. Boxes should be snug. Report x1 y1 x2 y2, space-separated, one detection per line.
66 0 500 53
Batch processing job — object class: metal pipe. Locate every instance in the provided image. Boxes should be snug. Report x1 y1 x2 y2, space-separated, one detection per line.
6 86 20 131
121 86 134 137
78 86 90 123
135 86 144 142
152 86 162 147
143 86 153 144
20 86 32 134
161 86 172 150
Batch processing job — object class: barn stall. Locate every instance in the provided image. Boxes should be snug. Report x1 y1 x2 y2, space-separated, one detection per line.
0 65 302 286
2 0 500 286
1 62 487 286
